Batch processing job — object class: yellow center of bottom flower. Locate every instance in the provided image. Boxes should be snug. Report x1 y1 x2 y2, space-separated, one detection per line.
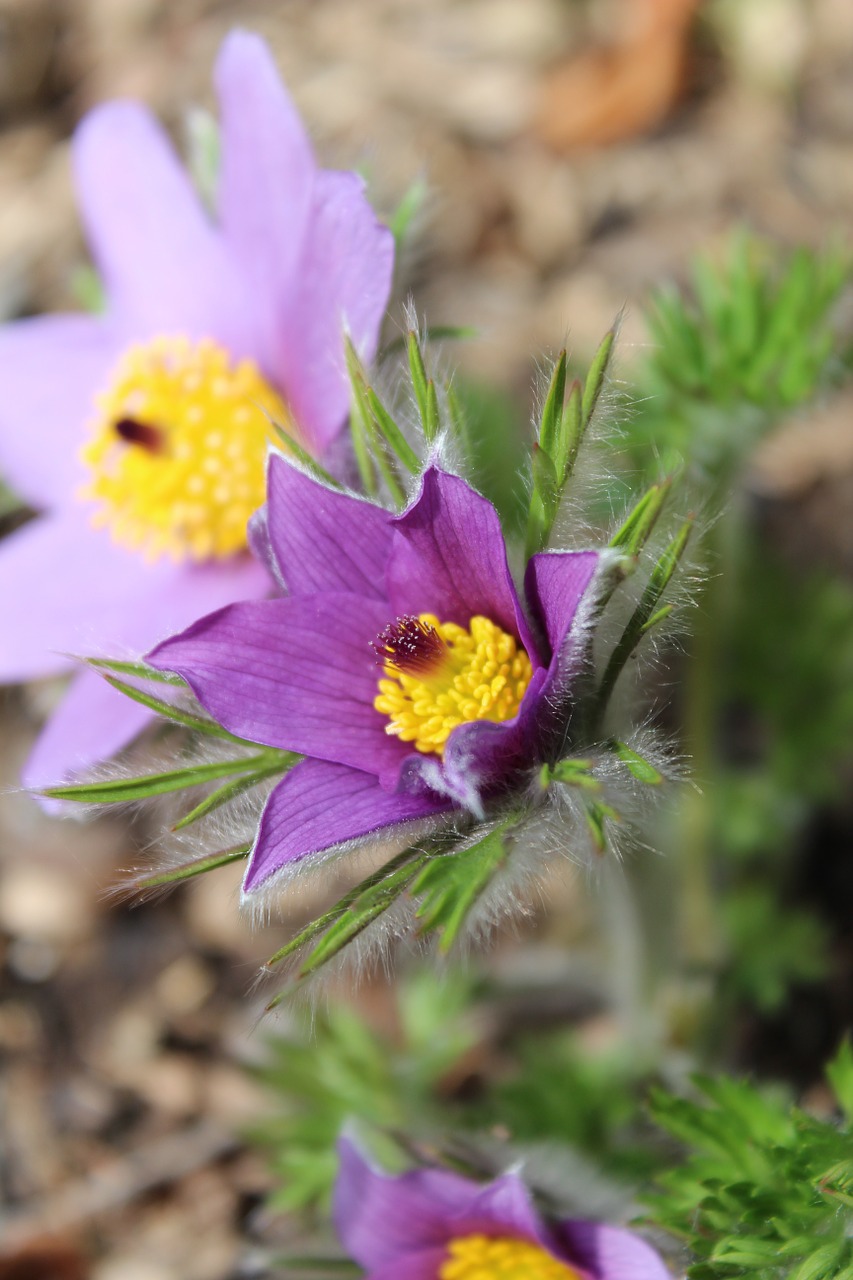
80 334 290 562
439 1233 583 1280
373 613 533 756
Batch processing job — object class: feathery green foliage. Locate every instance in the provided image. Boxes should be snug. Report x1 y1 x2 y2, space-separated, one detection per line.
645 1042 853 1280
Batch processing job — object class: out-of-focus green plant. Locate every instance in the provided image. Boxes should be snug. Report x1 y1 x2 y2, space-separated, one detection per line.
253 970 480 1213
483 1031 664 1183
617 231 853 1025
644 1041 853 1280
629 232 850 483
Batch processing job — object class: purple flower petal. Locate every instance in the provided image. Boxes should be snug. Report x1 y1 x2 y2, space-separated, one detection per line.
526 550 602 657
441 666 549 808
147 593 408 776
274 169 395 451
366 1253 448 1280
132 554 273 653
558 1221 671 1280
524 550 602 739
245 759 450 891
21 666 154 791
334 1138 478 1268
0 511 270 683
214 29 315 378
449 1172 554 1251
388 469 540 660
0 512 148 681
263 453 393 598
73 100 252 350
0 313 117 508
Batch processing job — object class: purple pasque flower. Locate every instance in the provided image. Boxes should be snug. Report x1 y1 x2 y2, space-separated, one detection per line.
147 454 605 895
333 1137 670 1280
0 30 393 790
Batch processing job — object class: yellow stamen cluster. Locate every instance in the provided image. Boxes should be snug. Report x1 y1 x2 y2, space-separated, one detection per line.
374 612 533 756
439 1233 583 1280
80 334 290 562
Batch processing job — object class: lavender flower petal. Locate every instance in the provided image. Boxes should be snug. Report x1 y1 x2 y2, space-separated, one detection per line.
366 1254 448 1280
0 314 117 508
0 510 270 683
450 1172 556 1251
525 550 602 657
214 29 315 376
245 759 450 891
559 1221 671 1280
73 101 252 349
388 468 540 660
147 594 407 775
0 512 153 681
21 667 154 791
263 453 393 598
334 1137 482 1268
524 549 603 733
274 170 395 451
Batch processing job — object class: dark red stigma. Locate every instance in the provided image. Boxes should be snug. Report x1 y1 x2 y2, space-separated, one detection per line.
114 417 166 453
371 615 447 675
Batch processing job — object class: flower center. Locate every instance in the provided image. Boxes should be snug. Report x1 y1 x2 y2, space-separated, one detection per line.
79 335 290 562
439 1233 583 1280
373 612 533 756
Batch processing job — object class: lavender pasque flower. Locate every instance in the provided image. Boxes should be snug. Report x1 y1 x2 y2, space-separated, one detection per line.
147 454 604 895
333 1137 670 1280
0 30 393 790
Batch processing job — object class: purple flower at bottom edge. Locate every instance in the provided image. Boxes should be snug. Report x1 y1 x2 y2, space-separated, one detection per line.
0 29 393 792
332 1137 671 1280
147 456 607 897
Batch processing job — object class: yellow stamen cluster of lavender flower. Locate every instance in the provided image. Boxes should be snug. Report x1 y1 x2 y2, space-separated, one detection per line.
80 335 289 562
374 612 533 755
439 1233 583 1280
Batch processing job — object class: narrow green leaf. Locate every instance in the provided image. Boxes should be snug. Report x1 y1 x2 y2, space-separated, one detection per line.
525 445 559 558
585 800 620 853
134 844 250 891
387 175 427 246
299 856 429 975
346 345 380 498
640 602 674 635
542 759 601 791
595 518 693 719
425 379 441 442
264 845 430 971
608 479 673 556
270 1258 362 1277
381 324 477 359
609 739 664 785
172 757 296 830
413 824 510 952
538 350 567 458
366 387 421 474
826 1039 853 1122
581 327 615 427
347 340 405 506
531 444 559 520
555 378 582 483
42 754 270 805
269 421 343 490
85 657 184 686
99 674 254 745
444 380 469 457
408 331 430 434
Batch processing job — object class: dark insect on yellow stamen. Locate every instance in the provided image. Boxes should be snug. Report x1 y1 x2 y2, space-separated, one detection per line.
371 614 448 676
114 417 166 453
79 334 292 563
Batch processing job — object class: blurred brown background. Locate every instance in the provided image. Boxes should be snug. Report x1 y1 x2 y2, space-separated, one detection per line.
1 1 852 1276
